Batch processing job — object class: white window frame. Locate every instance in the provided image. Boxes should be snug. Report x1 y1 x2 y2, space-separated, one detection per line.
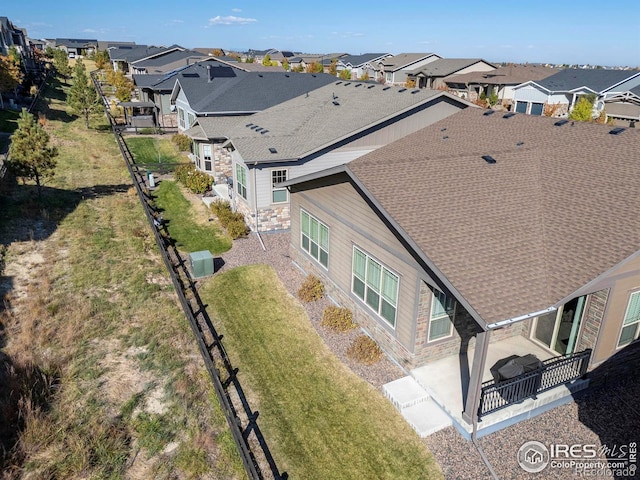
187 112 195 128
300 209 329 269
428 290 455 342
617 290 640 348
235 163 247 199
271 169 288 204
351 246 399 327
177 107 185 129
202 144 212 171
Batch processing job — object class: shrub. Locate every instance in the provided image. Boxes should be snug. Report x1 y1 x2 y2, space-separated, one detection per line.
347 335 383 365
185 170 212 194
174 163 196 184
297 275 324 302
172 133 192 151
321 306 356 332
226 219 249 239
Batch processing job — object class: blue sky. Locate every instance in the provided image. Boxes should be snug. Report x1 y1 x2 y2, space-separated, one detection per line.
6 0 640 67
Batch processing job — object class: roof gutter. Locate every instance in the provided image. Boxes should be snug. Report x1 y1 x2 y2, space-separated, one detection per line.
485 306 557 330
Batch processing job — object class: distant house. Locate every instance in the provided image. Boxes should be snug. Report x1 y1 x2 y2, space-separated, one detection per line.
512 68 640 117
603 84 640 127
130 48 208 75
221 82 473 232
283 108 640 438
336 53 392 80
97 40 136 51
108 44 177 73
377 53 441 85
404 58 496 89
53 38 98 57
244 48 295 66
444 64 559 107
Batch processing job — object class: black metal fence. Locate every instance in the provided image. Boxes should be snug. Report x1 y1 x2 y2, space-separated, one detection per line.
479 348 591 418
92 70 285 480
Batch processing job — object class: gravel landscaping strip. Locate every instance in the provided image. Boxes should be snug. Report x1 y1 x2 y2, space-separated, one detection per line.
206 230 640 479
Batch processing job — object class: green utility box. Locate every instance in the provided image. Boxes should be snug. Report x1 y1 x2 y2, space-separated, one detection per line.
189 250 214 278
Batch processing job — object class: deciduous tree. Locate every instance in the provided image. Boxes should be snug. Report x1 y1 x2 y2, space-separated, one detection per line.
569 95 596 122
339 68 351 80
94 49 110 70
0 54 24 109
7 108 58 199
68 59 102 128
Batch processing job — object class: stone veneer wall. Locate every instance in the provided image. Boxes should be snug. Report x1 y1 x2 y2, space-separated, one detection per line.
234 203 290 232
213 144 232 185
292 245 526 370
577 289 609 352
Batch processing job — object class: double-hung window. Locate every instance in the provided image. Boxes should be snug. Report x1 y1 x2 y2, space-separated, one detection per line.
202 144 212 171
272 169 288 203
352 246 399 327
187 112 195 128
178 107 185 129
429 290 455 341
235 164 247 199
300 210 328 268
618 291 640 347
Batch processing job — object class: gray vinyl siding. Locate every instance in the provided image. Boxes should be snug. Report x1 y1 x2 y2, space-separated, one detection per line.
291 175 422 350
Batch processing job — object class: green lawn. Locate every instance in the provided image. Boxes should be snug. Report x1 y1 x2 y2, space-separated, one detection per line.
126 136 189 173
0 108 20 134
154 180 232 255
201 265 443 480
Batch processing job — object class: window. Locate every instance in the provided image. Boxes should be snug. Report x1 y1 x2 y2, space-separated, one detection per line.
515 101 528 113
235 164 247 199
203 144 212 171
429 290 455 341
618 291 640 347
301 209 329 268
385 72 392 83
530 102 544 116
352 246 399 326
271 169 288 203
187 112 195 128
178 108 185 129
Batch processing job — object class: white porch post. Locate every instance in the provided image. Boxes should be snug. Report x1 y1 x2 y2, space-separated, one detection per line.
462 329 491 438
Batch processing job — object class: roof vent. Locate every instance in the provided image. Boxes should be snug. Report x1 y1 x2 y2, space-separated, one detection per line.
383 86 391 91
344 82 351 86
335 81 342 85
260 130 269 134
503 112 516 119
285 74 290 77
258 74 263 77
483 110 495 116
411 89 420 94
609 127 626 135
332 100 340 106
554 119 569 126
251 125 259 130
516 141 524 146
398 88 407 92
367 85 375 89
255 127 263 132
269 147 277 154
482 155 496 164
355 83 362 87
245 123 254 127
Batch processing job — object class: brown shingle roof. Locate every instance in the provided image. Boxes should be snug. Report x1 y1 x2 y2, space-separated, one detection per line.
445 64 559 86
348 109 640 325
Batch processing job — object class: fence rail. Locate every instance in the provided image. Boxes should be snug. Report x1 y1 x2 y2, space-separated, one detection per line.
479 348 591 418
92 70 284 480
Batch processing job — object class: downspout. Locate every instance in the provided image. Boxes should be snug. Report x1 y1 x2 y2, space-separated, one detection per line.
253 163 265 251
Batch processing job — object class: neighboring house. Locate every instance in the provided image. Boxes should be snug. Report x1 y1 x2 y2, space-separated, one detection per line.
603 84 640 127
130 48 209 74
288 53 347 71
336 53 392 80
53 38 98 57
244 48 295 66
512 68 640 117
377 53 441 85
0 17 29 57
108 44 175 73
97 40 136 51
222 81 473 232
444 64 558 107
171 63 336 132
282 108 640 438
405 58 496 89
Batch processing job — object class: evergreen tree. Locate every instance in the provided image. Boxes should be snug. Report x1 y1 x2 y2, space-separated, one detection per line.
568 95 596 122
68 59 102 128
52 48 72 78
7 108 58 199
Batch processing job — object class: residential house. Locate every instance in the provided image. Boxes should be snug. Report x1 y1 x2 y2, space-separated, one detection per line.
244 48 295 66
444 64 558 108
288 53 347 72
222 82 473 232
108 44 175 73
336 53 392 80
53 38 98 57
405 58 496 90
377 53 441 85
512 68 640 117
0 17 29 57
97 40 136 51
171 63 336 132
282 108 640 438
130 48 209 75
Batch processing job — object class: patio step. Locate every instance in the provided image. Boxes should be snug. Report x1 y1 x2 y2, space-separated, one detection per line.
402 398 453 437
383 376 430 409
383 376 453 437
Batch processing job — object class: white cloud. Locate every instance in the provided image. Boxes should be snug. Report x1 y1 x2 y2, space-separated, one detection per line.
232 8 241 12
208 15 257 25
83 28 98 33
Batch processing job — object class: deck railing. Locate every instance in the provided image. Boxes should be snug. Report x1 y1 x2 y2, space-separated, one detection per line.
479 348 591 418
